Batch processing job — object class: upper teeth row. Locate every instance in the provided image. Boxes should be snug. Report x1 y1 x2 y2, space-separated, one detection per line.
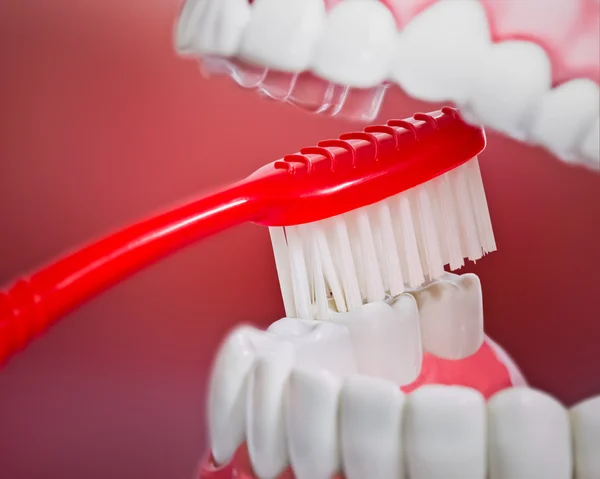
176 0 599 171
212 366 599 479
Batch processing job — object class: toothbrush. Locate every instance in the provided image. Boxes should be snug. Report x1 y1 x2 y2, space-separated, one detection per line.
0 107 493 365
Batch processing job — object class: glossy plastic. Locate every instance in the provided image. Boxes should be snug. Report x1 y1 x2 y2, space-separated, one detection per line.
196 340 516 479
0 108 485 366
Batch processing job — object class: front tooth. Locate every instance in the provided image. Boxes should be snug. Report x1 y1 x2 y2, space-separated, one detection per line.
239 0 326 72
246 344 295 479
331 299 422 386
312 0 397 88
208 326 269 465
570 396 600 479
267 317 357 377
286 368 342 479
466 41 552 140
487 388 572 479
580 117 600 171
529 79 600 163
340 376 406 479
409 273 484 360
404 385 487 479
175 0 250 57
391 0 490 104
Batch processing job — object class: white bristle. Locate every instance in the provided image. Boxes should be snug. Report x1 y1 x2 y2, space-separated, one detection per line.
375 201 405 296
407 189 430 278
394 193 425 288
355 209 386 302
435 175 465 270
465 159 497 254
298 225 315 305
348 215 367 300
416 184 445 279
284 225 313 320
430 178 450 267
268 227 297 318
308 226 329 320
370 205 390 294
450 162 483 261
269 156 495 318
314 222 347 313
330 216 362 311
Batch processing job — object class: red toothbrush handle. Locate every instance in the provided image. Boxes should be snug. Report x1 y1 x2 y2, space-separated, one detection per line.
0 180 261 366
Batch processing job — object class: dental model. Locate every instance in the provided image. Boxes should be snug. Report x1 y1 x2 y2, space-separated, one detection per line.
173 1 599 478
1 1 598 478
176 0 600 172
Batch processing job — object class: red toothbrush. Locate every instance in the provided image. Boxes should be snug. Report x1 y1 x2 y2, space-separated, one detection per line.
0 107 491 366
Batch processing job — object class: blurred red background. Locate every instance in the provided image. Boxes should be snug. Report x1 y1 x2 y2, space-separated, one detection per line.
0 1 599 478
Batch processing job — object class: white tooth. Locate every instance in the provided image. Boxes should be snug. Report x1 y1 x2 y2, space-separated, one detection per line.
312 0 397 88
267 317 357 377
240 0 326 72
579 117 600 171
246 344 295 479
331 299 422 386
340 376 406 479
175 0 250 57
404 385 487 479
488 388 572 479
409 273 483 360
391 0 490 104
208 326 270 465
466 41 552 140
176 0 207 53
570 395 600 479
286 368 342 479
529 79 600 163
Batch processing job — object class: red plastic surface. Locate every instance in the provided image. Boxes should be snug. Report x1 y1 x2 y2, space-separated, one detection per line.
196 339 514 479
0 108 485 366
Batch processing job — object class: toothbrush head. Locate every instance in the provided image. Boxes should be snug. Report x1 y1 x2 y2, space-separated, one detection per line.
252 107 486 227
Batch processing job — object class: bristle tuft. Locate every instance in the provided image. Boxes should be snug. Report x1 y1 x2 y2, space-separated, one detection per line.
270 157 495 319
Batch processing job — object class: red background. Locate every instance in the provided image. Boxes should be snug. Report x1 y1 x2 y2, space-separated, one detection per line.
1 1 599 478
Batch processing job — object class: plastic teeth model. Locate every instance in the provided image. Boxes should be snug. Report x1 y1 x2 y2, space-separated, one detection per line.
204 274 599 479
173 1 600 478
176 0 600 172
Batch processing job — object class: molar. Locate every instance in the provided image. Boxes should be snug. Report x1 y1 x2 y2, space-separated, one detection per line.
529 79 600 165
466 40 552 140
330 297 423 386
391 0 491 105
175 0 251 58
266 317 357 377
579 117 600 171
312 0 397 88
408 273 484 360
240 0 326 73
208 319 355 467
